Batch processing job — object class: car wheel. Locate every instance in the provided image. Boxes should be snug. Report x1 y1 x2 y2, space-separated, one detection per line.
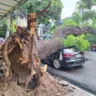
53 59 61 69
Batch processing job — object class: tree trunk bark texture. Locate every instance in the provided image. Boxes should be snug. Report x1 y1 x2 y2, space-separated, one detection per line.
38 26 94 59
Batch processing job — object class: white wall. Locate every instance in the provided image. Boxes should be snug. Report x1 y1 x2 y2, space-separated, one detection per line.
16 16 27 27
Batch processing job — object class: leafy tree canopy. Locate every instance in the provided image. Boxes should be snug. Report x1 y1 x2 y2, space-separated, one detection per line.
10 20 16 33
62 18 78 27
0 18 7 37
62 34 90 51
20 0 63 24
84 33 96 45
72 0 96 27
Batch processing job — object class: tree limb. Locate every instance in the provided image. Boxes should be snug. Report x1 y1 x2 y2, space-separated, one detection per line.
37 2 51 16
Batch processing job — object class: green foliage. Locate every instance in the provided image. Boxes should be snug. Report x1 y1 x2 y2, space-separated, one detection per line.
20 0 63 24
0 31 6 37
49 25 58 34
10 20 16 33
77 0 96 10
62 34 90 51
0 18 7 37
62 18 78 27
84 33 96 45
74 0 96 27
72 12 81 26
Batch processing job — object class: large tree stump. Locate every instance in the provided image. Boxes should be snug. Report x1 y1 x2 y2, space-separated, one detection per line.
2 13 43 89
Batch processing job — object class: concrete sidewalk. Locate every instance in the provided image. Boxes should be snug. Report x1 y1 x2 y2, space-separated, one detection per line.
65 84 94 96
55 77 95 96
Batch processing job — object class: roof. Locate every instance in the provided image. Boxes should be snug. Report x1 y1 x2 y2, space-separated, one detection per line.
0 0 27 19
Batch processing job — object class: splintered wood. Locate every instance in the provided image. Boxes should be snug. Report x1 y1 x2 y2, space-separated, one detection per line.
2 13 47 89
1 2 51 90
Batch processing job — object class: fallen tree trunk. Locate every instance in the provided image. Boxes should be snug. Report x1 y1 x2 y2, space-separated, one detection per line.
37 38 62 59
38 26 93 59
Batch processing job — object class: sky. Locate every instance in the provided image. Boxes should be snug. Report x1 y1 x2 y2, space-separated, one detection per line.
61 0 79 19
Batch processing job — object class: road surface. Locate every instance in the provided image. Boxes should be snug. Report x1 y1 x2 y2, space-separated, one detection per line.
48 51 96 95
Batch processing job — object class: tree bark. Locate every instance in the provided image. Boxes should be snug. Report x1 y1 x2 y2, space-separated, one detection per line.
37 26 96 59
37 26 82 59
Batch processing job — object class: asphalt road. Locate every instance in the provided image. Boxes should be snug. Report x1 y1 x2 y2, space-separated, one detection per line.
47 51 96 95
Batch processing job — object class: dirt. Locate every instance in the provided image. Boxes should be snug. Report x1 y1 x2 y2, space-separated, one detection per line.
0 72 70 96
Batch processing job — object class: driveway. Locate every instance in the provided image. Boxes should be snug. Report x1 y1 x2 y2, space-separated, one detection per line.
47 51 96 95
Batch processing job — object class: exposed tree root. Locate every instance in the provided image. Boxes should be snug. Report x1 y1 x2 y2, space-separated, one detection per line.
2 36 12 78
2 13 44 90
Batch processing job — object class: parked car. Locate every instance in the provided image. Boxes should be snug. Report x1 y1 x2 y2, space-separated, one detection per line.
42 46 85 69
91 44 96 51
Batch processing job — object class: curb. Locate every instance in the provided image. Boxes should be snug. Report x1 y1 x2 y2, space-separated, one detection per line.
65 83 95 96
55 77 95 96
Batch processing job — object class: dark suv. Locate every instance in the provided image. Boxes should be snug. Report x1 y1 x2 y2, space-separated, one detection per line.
42 46 85 69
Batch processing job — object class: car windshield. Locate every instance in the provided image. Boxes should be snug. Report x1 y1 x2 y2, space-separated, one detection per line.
63 47 79 53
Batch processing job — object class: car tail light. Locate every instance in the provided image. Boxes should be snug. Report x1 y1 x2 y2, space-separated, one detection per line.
63 54 73 58
81 52 84 55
